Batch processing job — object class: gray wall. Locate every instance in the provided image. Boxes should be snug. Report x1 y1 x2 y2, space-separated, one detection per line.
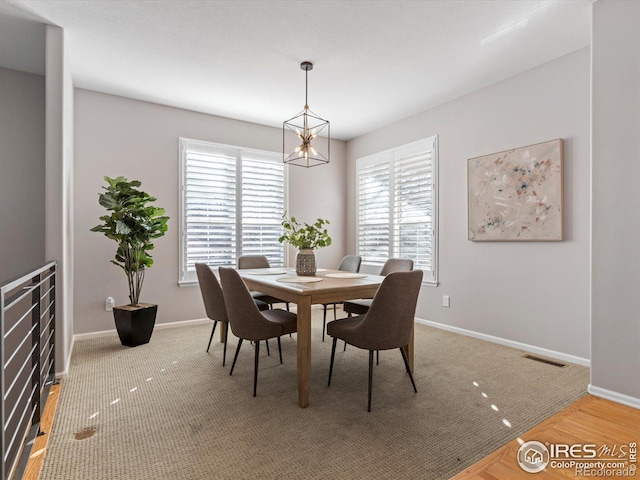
0 66 45 284
73 89 347 335
591 0 640 402
346 48 591 361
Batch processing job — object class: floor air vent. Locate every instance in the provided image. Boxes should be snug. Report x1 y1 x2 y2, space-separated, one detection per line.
523 354 566 368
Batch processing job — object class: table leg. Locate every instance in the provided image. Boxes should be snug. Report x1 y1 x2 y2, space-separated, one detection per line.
403 323 415 373
296 296 312 407
219 321 227 344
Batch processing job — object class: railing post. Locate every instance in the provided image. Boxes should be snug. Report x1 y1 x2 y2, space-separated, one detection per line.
31 273 41 428
50 265 56 377
1 289 5 480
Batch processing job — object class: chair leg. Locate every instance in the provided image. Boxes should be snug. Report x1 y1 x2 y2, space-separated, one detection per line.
368 350 374 412
265 339 270 356
344 313 351 351
328 337 337 386
207 321 217 352
400 347 418 393
230 338 243 376
222 323 228 366
333 303 337 320
277 336 283 364
322 305 327 342
286 302 290 312
376 350 379 365
253 340 260 397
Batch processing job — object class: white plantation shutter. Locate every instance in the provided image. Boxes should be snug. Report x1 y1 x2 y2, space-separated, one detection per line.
358 160 390 265
180 139 286 283
184 144 237 270
241 153 285 267
393 142 435 278
356 136 438 283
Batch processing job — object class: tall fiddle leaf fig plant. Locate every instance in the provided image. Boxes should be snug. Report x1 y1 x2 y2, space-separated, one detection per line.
91 176 169 306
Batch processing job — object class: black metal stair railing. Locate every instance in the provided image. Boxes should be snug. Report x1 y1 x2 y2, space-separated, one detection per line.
0 262 56 480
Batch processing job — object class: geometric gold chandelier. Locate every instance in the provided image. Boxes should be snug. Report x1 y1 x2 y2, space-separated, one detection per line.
283 61 330 167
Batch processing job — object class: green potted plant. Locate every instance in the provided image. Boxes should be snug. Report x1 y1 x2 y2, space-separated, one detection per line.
279 215 331 276
91 176 169 347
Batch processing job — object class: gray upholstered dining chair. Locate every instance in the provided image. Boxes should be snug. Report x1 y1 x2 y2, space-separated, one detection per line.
327 270 423 411
321 255 362 341
219 267 297 397
238 254 290 311
342 258 414 358
342 258 414 317
195 263 268 366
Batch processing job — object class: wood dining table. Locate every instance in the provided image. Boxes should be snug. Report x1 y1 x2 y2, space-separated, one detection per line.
236 267 415 408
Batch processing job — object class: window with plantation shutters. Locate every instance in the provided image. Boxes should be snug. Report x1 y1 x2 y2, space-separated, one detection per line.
356 136 438 283
179 139 286 283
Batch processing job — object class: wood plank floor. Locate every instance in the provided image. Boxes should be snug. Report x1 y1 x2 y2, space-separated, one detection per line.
23 383 60 480
453 394 640 479
25 389 638 479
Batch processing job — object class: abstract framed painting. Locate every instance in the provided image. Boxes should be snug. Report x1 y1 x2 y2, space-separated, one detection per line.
468 139 563 241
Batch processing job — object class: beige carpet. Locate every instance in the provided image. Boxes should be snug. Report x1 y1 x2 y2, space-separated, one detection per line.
41 308 588 479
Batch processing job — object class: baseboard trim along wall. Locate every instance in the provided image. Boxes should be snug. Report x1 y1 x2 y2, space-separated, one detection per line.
414 317 590 367
72 317 211 342
588 384 640 410
55 336 74 379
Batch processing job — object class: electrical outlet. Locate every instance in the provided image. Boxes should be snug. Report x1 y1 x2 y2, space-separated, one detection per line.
442 295 450 307
105 297 115 312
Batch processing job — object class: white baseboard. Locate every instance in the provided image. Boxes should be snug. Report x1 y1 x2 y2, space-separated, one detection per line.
53 334 74 379
55 335 74 378
414 317 590 367
588 384 640 410
71 305 320 343
155 318 211 328
73 317 211 341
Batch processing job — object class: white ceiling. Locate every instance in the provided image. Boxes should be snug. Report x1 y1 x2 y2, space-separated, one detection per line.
2 0 593 140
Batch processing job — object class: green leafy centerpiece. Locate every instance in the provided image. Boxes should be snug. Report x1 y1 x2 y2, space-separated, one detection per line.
91 176 169 346
279 215 331 276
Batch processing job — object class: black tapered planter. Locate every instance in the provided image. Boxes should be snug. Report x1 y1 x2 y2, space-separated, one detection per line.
113 304 157 347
